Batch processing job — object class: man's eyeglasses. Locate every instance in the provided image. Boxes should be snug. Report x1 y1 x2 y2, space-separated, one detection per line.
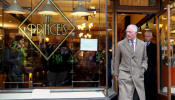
126 31 133 34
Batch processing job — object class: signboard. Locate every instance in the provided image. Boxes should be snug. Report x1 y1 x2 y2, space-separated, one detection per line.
18 0 75 60
80 38 98 51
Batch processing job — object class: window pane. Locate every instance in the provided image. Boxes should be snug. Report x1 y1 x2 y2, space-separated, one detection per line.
1 0 107 89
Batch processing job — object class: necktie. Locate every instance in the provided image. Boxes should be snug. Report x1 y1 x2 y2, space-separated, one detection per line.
146 42 149 47
131 42 134 51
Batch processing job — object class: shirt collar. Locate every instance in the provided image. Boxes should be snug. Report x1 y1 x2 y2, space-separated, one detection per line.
145 41 150 44
129 38 136 43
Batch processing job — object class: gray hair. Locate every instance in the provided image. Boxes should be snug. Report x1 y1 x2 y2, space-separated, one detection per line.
126 24 138 34
145 31 152 36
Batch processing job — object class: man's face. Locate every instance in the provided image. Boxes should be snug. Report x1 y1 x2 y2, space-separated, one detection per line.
144 32 152 42
126 26 137 41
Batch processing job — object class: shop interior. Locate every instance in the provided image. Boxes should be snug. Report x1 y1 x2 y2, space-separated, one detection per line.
0 0 159 90
0 0 110 90
0 0 175 99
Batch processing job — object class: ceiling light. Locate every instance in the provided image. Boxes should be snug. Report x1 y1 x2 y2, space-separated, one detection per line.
90 6 95 9
145 22 149 30
89 23 93 29
121 13 125 15
170 39 174 42
5 0 26 14
107 23 112 31
71 1 90 16
138 27 142 34
38 0 57 15
0 35 3 40
159 24 163 29
45 37 49 42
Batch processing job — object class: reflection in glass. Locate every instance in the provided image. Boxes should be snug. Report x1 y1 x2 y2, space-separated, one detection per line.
170 3 175 94
1 0 106 89
159 13 168 95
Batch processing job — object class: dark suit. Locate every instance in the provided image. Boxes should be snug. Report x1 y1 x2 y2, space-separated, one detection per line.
144 42 157 100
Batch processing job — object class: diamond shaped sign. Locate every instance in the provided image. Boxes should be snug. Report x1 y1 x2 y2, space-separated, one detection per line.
18 0 75 60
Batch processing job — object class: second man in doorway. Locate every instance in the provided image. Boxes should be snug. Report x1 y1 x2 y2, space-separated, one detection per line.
144 31 157 100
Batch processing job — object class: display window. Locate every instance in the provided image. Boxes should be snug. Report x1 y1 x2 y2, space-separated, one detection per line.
0 0 113 92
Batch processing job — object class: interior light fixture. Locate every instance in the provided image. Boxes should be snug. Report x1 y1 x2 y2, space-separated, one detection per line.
159 24 163 29
138 27 142 34
77 23 86 30
0 35 3 40
45 37 49 42
170 39 174 42
77 25 81 30
89 6 96 17
79 33 84 38
5 0 26 14
90 6 95 9
107 23 112 31
153 17 156 25
71 1 90 16
145 22 149 30
121 13 125 15
109 48 112 52
89 23 93 29
38 0 57 15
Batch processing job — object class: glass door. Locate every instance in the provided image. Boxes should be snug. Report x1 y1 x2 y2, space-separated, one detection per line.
158 4 171 100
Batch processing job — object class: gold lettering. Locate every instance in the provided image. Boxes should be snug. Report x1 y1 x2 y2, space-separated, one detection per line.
27 24 68 36
43 24 46 35
45 24 50 35
37 24 43 35
27 24 36 37
57 24 61 35
50 24 56 35
62 24 67 35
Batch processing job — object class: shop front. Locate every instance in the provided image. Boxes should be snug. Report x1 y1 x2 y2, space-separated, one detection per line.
157 2 175 100
0 0 116 99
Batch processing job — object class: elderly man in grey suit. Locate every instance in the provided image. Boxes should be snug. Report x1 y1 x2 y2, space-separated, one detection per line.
114 24 148 100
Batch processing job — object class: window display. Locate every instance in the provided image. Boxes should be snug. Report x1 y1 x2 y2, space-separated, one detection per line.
0 0 109 90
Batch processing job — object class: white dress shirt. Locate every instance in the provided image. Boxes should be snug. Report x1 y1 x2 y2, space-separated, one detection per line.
129 38 136 52
145 42 150 47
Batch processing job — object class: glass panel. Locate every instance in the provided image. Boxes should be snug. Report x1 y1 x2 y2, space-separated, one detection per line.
107 0 113 89
0 7 3 90
170 3 175 94
2 0 32 89
159 12 168 95
1 0 106 89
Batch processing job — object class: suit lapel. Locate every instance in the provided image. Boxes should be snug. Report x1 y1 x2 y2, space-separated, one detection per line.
123 38 134 54
147 42 152 49
133 39 142 57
